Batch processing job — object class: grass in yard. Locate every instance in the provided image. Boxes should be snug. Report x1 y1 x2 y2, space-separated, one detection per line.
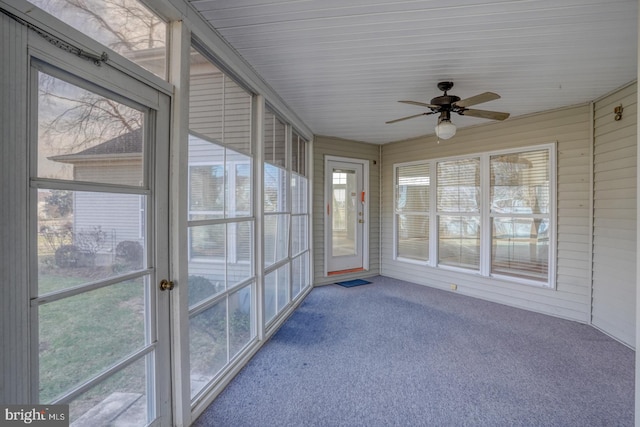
38 271 145 404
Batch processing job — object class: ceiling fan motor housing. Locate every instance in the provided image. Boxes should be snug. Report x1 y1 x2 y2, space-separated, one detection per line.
430 94 461 110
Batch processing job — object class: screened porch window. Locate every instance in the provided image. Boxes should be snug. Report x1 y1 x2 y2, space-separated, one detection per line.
27 0 168 79
187 45 255 400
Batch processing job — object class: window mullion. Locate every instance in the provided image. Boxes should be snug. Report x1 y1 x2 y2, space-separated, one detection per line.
429 160 438 268
480 154 491 276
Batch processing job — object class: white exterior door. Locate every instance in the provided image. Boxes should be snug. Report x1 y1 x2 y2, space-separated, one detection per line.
325 157 369 274
28 45 171 426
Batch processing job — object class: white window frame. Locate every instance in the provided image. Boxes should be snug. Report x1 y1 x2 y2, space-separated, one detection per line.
393 142 557 288
187 158 253 264
393 160 431 266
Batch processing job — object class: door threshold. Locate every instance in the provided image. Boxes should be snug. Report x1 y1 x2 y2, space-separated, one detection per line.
328 267 365 276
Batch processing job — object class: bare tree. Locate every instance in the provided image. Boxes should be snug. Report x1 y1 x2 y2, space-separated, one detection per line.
60 0 165 51
34 0 165 152
39 73 143 152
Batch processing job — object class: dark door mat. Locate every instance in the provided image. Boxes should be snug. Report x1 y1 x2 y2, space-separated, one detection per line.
335 279 371 288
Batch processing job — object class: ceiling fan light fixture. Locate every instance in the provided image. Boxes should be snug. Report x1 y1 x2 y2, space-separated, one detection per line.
435 119 456 140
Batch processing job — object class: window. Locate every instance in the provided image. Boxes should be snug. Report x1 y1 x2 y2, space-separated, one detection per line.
263 110 311 324
395 163 430 262
394 144 555 286
291 135 310 299
28 0 168 79
187 46 255 400
264 108 286 167
437 158 481 270
291 131 307 176
490 149 550 281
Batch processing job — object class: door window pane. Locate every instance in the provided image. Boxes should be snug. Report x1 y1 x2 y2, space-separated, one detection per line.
38 190 146 294
39 278 146 403
332 169 358 257
29 0 167 78
68 356 150 425
37 72 145 186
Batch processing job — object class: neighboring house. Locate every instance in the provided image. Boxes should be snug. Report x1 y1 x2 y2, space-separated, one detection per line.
48 129 145 266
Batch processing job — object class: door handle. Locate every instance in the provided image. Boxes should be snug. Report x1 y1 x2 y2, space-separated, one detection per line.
358 219 365 224
159 279 174 291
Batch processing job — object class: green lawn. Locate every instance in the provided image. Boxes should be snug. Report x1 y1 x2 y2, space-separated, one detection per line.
38 272 145 409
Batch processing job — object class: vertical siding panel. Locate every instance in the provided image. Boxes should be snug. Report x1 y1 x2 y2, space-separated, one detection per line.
313 136 380 285
592 82 637 347
1 14 29 403
381 105 593 322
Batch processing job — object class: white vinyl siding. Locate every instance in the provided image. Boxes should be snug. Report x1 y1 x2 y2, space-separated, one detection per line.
382 105 591 322
592 82 637 347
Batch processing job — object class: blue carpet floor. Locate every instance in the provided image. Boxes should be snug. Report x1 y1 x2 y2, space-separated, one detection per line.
193 276 634 426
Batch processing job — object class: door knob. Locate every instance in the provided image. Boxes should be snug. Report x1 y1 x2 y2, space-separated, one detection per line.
159 279 174 291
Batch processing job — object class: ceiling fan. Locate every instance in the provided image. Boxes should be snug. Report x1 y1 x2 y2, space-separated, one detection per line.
386 81 510 139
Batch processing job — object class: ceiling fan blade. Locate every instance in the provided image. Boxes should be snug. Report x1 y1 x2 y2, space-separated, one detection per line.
386 112 432 124
398 100 439 109
454 92 500 108
460 109 510 121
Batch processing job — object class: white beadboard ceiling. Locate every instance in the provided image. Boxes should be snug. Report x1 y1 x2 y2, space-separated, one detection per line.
187 0 638 144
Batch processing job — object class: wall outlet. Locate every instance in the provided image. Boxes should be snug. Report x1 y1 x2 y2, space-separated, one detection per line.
450 284 458 291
